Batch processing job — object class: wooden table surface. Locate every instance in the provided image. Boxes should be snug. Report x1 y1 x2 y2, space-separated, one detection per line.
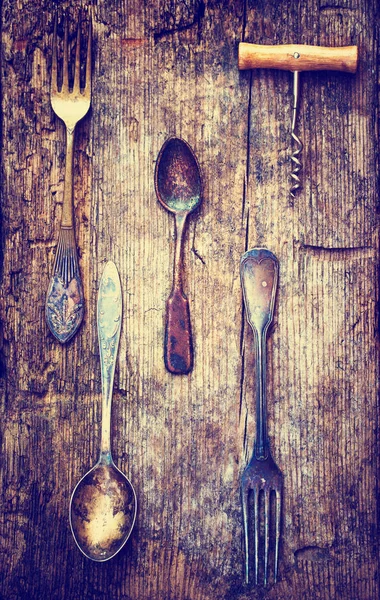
1 1 378 599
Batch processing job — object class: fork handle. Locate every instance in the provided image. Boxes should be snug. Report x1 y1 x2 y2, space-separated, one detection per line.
240 248 279 459
62 127 75 228
46 125 84 343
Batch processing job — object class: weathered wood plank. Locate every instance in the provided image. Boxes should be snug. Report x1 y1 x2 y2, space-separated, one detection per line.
241 0 379 598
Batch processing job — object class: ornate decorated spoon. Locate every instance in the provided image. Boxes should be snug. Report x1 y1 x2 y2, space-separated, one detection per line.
69 261 137 561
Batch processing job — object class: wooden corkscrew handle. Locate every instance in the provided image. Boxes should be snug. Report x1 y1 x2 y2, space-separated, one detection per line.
238 43 358 73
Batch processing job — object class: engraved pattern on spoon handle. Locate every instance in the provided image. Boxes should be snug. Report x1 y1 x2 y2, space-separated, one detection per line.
97 261 123 456
240 248 279 459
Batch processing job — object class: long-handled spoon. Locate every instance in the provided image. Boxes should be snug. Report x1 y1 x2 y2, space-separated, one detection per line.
69 261 137 561
154 137 202 374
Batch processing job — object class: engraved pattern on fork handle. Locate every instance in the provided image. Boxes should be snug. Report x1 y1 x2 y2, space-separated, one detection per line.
46 227 84 344
45 121 84 343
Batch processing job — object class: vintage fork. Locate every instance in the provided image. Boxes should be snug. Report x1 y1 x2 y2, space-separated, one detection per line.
46 12 92 343
240 248 283 586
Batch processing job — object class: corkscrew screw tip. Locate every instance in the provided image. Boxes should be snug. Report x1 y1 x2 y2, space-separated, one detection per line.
290 121 303 198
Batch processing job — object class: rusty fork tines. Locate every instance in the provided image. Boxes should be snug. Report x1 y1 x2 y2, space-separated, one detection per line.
46 10 92 343
240 248 283 586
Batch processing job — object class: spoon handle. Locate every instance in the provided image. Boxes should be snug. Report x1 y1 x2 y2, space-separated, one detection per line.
97 261 122 457
165 212 193 374
165 288 193 374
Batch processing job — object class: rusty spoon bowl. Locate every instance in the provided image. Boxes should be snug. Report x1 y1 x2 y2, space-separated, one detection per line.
69 261 137 561
69 461 136 561
154 137 202 374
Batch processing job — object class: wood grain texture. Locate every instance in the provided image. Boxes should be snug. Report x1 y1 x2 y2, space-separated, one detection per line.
0 1 378 599
238 43 358 73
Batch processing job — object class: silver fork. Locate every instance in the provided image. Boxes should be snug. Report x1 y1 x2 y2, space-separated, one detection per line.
46 11 92 343
240 248 283 586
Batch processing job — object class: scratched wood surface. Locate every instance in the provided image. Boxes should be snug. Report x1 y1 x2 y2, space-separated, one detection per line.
0 1 378 599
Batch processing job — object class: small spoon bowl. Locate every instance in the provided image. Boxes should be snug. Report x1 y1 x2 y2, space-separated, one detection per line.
155 137 202 214
70 457 137 561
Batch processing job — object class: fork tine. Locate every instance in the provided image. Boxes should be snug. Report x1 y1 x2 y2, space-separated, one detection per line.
51 14 58 94
264 488 270 586
62 14 69 90
241 483 250 584
274 489 282 583
73 13 81 93
253 488 259 585
84 12 92 97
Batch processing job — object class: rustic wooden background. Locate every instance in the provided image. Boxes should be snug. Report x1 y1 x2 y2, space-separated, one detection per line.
0 0 378 598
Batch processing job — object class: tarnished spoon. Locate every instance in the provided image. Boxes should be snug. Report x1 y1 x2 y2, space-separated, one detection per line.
154 137 202 374
69 261 137 561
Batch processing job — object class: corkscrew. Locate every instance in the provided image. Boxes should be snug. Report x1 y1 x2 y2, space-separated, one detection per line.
238 43 358 198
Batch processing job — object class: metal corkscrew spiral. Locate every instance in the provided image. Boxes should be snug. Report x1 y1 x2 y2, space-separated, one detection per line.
290 70 303 198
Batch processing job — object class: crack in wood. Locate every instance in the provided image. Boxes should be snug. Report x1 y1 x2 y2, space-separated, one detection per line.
191 226 206 265
319 4 357 11
238 344 245 422
297 241 375 258
153 0 205 42
191 245 205 264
